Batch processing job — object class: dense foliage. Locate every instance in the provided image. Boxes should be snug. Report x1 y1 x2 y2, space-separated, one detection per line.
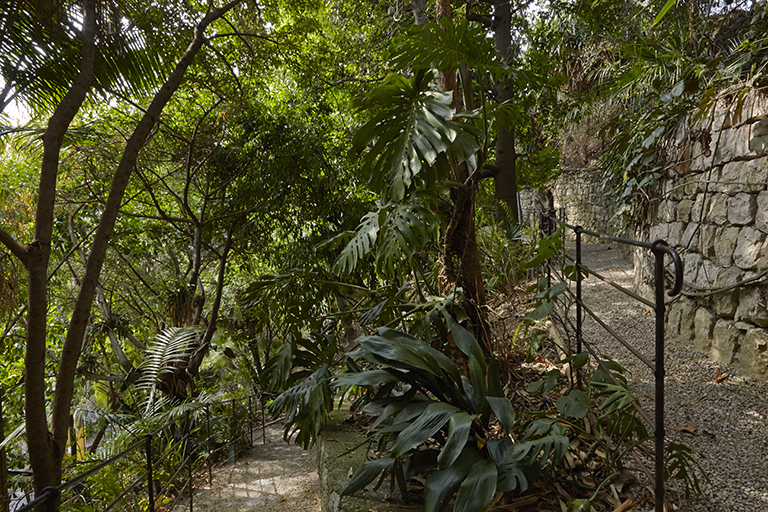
1 0 761 510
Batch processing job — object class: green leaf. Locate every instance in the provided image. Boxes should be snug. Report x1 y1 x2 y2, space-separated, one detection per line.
487 438 528 493
437 412 476 470
390 402 459 459
424 449 482 512
451 323 485 367
333 370 398 389
522 300 554 321
342 457 395 495
454 459 497 512
556 390 590 419
653 0 677 27
485 397 515 434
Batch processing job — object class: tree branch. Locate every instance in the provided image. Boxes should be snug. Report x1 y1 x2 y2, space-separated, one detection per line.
0 228 27 265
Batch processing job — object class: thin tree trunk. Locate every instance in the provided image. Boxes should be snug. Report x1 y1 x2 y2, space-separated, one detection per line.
189 222 236 377
436 0 492 358
25 1 97 500
493 1 519 224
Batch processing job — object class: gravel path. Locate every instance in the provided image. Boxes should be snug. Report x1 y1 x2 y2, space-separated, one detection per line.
571 243 768 512
173 423 321 512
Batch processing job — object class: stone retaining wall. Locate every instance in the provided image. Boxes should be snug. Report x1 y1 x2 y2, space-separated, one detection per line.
520 169 619 239
634 89 768 379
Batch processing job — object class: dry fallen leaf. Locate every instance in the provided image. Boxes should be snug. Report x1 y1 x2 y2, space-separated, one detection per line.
674 424 698 435
715 369 729 383
690 395 706 405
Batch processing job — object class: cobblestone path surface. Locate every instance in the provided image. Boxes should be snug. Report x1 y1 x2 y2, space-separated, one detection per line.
174 423 321 512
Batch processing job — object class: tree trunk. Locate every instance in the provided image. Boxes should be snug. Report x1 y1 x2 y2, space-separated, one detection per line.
436 0 492 358
493 1 519 225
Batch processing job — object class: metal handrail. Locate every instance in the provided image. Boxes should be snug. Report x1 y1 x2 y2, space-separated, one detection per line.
540 211 683 512
15 394 265 512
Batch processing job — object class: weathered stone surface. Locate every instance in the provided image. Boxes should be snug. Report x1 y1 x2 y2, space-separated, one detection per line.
713 290 739 318
693 308 717 352
691 193 706 222
711 319 740 363
667 222 684 246
677 199 693 222
756 190 768 234
680 222 699 249
669 298 697 343
733 227 766 269
728 193 758 226
659 200 676 222
735 287 768 327
712 226 739 267
734 328 768 378
707 193 729 225
683 252 702 288
713 122 768 164
695 258 720 289
721 158 768 195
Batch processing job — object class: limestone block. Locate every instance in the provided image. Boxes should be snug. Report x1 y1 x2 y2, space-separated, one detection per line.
669 298 697 343
735 287 768 327
737 91 768 124
691 193 706 222
727 193 757 226
712 226 739 267
667 222 684 247
693 308 717 352
713 122 768 164
721 158 768 195
683 252 702 288
713 290 739 318
733 227 765 269
735 328 768 379
660 201 677 223
756 191 768 234
677 199 693 222
707 193 729 225
711 319 739 363
681 222 699 249
695 258 720 289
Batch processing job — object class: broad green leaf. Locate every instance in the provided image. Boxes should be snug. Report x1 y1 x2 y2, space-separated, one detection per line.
485 397 515 434
451 323 485 366
342 457 394 495
454 459 497 512
487 438 528 493
333 370 398 389
522 300 554 321
424 449 482 512
437 412 476 470
556 390 590 419
389 402 459 459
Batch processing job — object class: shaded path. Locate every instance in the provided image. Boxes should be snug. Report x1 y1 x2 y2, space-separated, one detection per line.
572 243 768 512
174 423 321 512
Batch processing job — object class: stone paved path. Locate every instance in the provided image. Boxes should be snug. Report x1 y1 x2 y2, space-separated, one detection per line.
173 423 321 512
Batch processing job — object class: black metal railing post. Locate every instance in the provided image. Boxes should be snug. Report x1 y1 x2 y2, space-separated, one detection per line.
261 395 266 444
230 399 236 464
652 240 667 512
575 226 583 356
248 396 254 447
185 411 193 512
145 434 154 512
206 404 212 487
